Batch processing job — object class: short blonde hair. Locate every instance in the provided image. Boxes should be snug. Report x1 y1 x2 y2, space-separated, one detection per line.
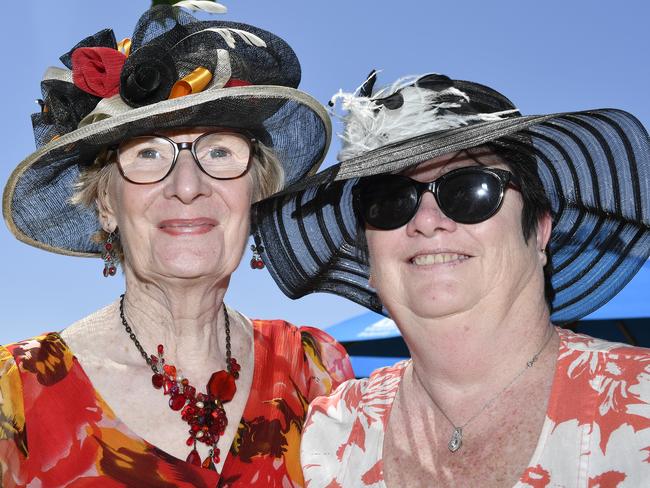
70 140 285 261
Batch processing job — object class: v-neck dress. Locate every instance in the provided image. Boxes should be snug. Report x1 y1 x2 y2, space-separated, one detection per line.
301 328 650 487
0 319 353 487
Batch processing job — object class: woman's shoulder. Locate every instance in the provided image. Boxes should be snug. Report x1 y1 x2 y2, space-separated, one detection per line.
249 317 348 365
558 327 650 359
250 317 327 336
301 360 408 487
553 327 650 425
251 317 355 399
556 328 650 395
1 301 120 383
1 332 76 386
61 300 119 343
2 332 68 363
542 328 650 480
307 359 409 425
250 317 330 349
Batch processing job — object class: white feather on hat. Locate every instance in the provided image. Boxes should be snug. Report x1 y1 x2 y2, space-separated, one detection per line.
331 74 517 160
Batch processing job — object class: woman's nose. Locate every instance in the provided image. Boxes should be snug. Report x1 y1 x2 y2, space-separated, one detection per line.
163 149 212 203
405 191 457 237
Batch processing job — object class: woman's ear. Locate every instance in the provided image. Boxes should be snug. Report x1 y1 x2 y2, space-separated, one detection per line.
536 212 553 266
96 171 117 233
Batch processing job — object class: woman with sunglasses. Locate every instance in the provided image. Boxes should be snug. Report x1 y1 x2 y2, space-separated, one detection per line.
0 5 353 487
255 72 650 486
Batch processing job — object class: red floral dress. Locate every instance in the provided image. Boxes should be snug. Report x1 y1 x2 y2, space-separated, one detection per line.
0 319 353 487
301 328 650 487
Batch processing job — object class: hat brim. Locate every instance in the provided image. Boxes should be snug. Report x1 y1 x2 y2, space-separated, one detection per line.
3 85 331 257
254 108 650 324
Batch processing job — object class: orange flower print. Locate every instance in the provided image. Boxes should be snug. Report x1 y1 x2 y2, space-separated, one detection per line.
520 464 551 487
0 320 352 487
302 331 650 487
592 355 650 452
588 470 626 487
13 333 73 386
0 347 27 457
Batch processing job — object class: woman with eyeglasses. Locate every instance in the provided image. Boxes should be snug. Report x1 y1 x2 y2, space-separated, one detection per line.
254 72 650 486
0 5 352 487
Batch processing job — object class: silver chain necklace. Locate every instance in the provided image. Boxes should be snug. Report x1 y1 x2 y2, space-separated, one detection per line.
415 326 554 453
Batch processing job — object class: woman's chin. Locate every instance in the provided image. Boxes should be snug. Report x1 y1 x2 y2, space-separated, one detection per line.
150 251 231 281
389 287 478 320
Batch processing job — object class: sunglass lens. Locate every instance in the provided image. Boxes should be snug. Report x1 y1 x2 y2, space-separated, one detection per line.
437 170 503 224
360 176 419 230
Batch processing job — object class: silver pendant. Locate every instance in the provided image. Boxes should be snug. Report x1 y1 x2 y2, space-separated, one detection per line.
448 427 462 452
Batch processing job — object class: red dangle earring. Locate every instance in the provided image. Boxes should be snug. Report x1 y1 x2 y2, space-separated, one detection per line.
250 234 265 269
102 231 118 277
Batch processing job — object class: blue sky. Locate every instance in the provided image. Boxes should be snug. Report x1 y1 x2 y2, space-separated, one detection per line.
1 0 649 344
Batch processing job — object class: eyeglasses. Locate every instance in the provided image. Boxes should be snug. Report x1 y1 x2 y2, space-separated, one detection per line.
353 166 516 230
116 131 255 184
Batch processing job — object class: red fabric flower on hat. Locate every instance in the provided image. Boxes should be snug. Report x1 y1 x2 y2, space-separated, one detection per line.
71 47 126 98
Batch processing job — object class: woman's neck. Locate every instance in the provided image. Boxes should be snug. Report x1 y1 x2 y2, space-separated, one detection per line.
120 270 231 380
391 288 556 410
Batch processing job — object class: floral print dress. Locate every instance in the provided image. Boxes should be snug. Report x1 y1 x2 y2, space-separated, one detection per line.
301 328 650 487
0 319 353 487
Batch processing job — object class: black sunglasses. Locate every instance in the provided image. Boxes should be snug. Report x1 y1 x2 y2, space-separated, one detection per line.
353 166 516 230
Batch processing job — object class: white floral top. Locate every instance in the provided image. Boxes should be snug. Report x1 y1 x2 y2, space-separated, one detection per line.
301 328 650 487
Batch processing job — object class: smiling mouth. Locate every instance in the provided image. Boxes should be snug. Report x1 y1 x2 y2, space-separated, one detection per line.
158 219 217 235
411 253 470 265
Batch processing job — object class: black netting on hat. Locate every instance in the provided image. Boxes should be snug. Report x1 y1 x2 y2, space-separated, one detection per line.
129 7 300 87
163 21 300 88
31 113 67 149
27 4 305 151
255 108 650 324
59 28 118 68
129 6 197 51
39 80 101 137
201 21 300 88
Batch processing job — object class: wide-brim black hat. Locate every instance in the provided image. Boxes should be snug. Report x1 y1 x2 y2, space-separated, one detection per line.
253 73 650 324
3 5 331 257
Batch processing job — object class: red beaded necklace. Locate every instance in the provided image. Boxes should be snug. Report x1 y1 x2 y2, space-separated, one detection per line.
119 295 240 470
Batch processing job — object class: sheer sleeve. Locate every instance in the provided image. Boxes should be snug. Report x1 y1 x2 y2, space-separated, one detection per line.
299 326 354 402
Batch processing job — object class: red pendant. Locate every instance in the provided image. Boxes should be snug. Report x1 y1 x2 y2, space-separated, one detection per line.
169 393 187 411
207 370 237 402
184 385 196 399
186 448 201 466
163 364 177 378
151 373 164 389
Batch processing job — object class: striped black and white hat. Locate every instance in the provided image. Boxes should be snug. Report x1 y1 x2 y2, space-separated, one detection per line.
254 72 650 324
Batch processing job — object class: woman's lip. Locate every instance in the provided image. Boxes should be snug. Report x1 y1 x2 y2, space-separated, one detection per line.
408 250 472 266
158 218 218 235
